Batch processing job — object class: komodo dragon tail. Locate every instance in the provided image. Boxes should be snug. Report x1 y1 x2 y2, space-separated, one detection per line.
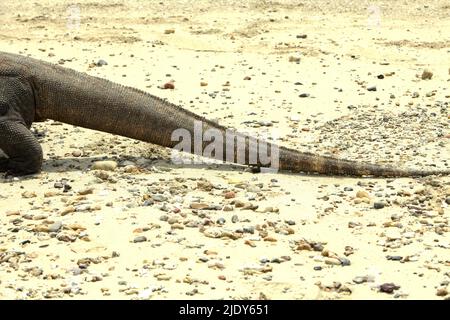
39 64 450 177
10 52 449 177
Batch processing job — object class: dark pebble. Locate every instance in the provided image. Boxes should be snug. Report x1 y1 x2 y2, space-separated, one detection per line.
312 243 324 251
374 201 385 209
379 283 400 294
133 236 147 243
243 226 255 234
386 255 403 261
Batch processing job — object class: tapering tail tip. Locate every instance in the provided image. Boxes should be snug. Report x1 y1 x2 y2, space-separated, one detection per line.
277 147 450 177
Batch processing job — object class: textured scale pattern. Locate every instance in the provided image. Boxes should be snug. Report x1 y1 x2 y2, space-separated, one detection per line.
0 50 448 177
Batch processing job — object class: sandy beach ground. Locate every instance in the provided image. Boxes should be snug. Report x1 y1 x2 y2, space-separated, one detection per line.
0 0 449 299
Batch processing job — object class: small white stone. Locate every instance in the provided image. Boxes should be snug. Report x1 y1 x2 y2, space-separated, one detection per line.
385 228 402 241
92 160 118 171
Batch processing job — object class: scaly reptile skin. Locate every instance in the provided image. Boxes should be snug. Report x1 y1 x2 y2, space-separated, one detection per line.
0 51 448 177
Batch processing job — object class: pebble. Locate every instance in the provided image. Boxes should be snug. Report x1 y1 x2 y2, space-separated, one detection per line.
386 255 402 261
152 194 168 202
163 82 175 89
224 191 235 199
379 283 400 294
124 165 139 173
324 258 341 266
385 229 401 241
373 201 385 209
133 236 147 243
96 59 108 67
436 288 448 297
53 182 64 189
243 226 255 234
421 69 433 80
57 233 76 242
312 243 324 252
247 185 260 193
263 236 277 242
190 202 209 210
367 85 377 91
258 120 272 127
356 190 369 198
22 191 36 199
78 188 94 195
92 161 118 171
403 232 415 239
338 257 351 266
203 227 241 240
223 205 233 211
48 221 63 233
60 206 76 216
245 240 256 247
353 276 370 284
72 150 82 157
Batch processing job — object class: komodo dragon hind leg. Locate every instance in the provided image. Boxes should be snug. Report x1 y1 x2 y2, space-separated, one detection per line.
0 121 43 176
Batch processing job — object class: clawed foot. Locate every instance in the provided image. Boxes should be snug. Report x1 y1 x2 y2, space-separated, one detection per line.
0 159 41 179
2 169 40 179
